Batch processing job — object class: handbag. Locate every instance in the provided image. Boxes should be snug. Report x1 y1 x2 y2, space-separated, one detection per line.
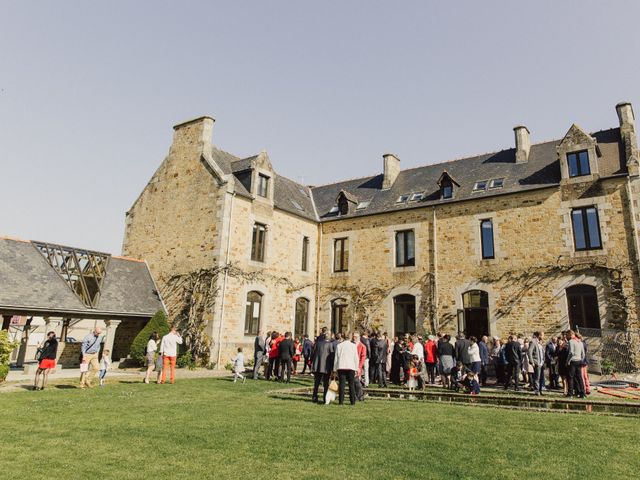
35 347 44 362
79 362 89 373
328 379 339 392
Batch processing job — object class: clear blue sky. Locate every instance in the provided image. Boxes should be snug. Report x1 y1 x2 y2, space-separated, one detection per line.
2 1 640 254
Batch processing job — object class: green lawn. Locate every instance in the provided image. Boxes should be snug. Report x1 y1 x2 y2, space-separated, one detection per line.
1 377 638 480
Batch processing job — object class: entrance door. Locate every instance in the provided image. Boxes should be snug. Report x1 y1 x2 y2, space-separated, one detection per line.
394 294 416 337
462 290 489 338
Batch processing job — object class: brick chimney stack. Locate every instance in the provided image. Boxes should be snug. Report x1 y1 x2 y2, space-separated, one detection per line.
171 116 215 151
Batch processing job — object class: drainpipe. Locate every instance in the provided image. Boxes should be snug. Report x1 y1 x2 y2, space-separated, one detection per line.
431 206 439 332
315 222 323 337
216 190 236 368
626 177 640 271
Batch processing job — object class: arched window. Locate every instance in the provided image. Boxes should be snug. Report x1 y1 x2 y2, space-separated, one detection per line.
566 285 601 330
331 298 348 334
393 294 416 336
462 290 490 338
295 298 309 338
244 291 263 335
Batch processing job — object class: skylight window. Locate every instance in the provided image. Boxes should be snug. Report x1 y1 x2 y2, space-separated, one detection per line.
291 200 304 211
473 181 488 192
356 200 370 210
329 206 339 214
396 195 409 203
410 192 424 202
489 178 504 189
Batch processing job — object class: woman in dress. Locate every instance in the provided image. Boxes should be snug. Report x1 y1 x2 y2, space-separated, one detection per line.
143 332 159 384
34 331 58 390
468 336 482 375
292 337 301 375
437 334 455 389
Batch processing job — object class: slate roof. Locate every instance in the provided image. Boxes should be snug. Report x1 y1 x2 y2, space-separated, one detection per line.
310 127 627 220
0 238 163 318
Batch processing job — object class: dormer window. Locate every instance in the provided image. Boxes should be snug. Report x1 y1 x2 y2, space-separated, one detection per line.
338 196 349 215
257 174 269 197
567 151 590 178
438 171 459 200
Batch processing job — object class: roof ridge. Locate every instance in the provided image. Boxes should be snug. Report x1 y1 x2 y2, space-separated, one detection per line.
0 235 30 243
111 255 146 263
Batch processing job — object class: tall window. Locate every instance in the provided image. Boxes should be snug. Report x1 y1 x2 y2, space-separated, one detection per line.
480 219 495 259
566 285 601 330
571 207 602 251
333 237 349 272
331 298 348 334
257 174 269 197
567 151 590 178
393 294 416 336
295 297 309 337
251 223 266 262
395 230 415 267
301 236 309 271
244 291 263 335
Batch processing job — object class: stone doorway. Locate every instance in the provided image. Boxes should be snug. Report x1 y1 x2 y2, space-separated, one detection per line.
462 290 489 339
393 294 416 337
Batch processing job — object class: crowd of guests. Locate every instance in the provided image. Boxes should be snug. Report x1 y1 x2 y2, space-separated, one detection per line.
250 327 593 405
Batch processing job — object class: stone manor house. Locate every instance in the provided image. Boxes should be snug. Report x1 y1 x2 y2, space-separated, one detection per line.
122 102 640 368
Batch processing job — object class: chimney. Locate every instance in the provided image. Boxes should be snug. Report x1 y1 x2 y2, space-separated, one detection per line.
513 125 531 163
616 102 635 130
616 102 639 176
382 153 400 189
171 116 215 150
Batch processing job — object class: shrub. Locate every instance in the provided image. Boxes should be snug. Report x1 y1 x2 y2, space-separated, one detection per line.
0 330 18 382
600 358 616 376
129 310 170 365
176 352 196 370
224 362 233 371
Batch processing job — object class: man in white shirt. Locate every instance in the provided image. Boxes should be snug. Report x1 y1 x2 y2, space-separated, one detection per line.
333 333 359 405
159 326 183 384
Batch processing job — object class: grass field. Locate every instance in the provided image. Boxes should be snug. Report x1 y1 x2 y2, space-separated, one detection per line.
1 377 638 480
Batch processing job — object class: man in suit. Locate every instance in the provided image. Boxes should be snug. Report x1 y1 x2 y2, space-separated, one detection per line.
454 332 471 368
253 330 266 380
311 330 334 403
527 331 545 395
301 334 313 374
369 333 379 384
504 335 523 391
278 332 295 383
375 334 388 388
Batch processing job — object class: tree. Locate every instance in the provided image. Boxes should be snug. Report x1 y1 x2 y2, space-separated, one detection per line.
129 310 170 365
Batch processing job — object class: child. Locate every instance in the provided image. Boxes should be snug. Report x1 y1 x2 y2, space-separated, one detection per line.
232 347 245 383
99 350 111 387
407 358 419 391
450 362 465 392
462 371 481 395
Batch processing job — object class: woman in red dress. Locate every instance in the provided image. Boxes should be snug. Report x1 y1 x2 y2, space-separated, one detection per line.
34 331 58 390
292 338 301 375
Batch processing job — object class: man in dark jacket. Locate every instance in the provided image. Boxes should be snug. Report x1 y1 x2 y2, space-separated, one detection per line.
374 336 388 388
454 333 471 367
311 332 335 403
253 330 266 380
503 335 523 391
301 334 313 374
369 333 379 384
278 332 295 383
478 336 490 387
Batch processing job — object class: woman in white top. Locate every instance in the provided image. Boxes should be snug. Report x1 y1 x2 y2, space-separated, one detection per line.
468 336 482 375
143 332 159 384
